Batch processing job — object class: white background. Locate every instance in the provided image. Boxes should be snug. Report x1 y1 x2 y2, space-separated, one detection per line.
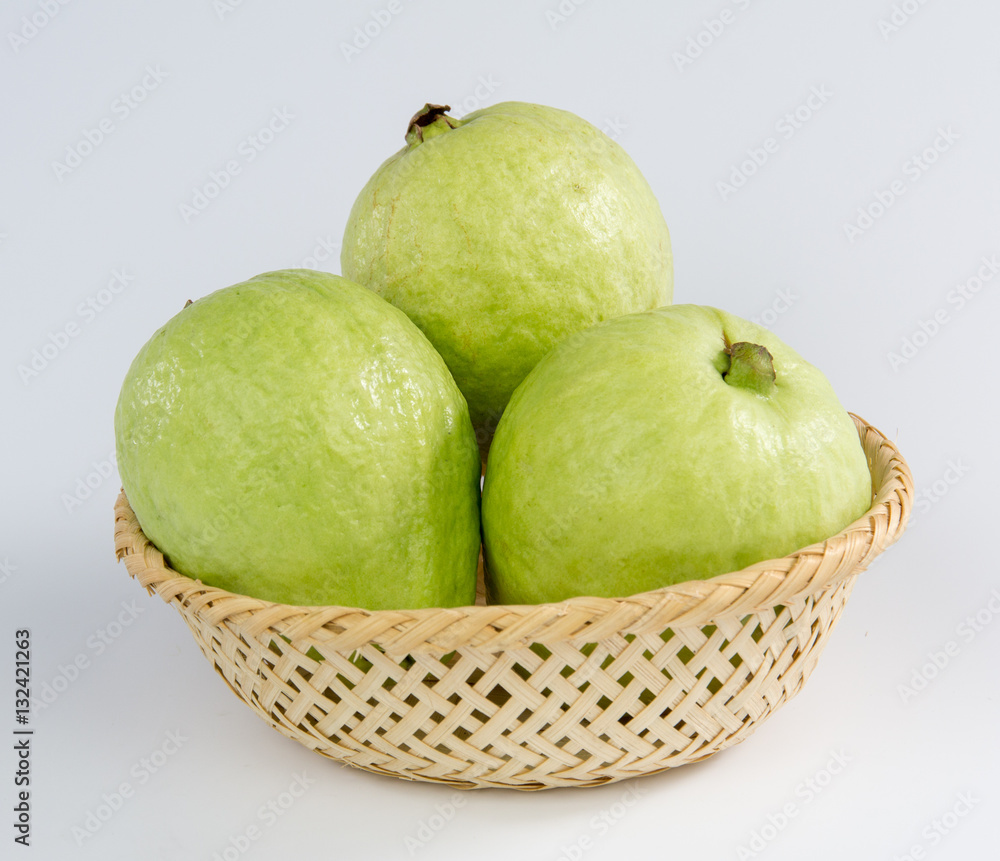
2 1 998 859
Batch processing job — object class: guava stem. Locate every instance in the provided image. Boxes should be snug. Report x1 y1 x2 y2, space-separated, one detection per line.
724 341 776 395
405 103 459 146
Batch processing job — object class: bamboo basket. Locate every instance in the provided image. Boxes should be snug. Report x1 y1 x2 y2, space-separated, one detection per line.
114 414 911 790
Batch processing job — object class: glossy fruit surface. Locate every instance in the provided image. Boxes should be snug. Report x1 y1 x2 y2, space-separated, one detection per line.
482 304 872 604
342 101 672 444
115 269 481 610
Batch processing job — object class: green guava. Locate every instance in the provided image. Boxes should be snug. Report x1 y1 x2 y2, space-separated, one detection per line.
481 304 873 605
114 269 481 610
341 101 673 448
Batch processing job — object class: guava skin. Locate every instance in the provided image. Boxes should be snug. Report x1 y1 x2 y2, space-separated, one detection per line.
115 269 481 610
481 304 873 605
341 101 673 442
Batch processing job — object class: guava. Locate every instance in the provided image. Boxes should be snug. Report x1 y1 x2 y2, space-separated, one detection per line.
341 101 673 449
481 304 872 604
114 269 481 610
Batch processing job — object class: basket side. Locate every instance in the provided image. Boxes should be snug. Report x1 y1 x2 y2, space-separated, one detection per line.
147 573 860 789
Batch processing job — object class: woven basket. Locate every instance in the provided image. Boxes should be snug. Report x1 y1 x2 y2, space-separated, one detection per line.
114 414 911 790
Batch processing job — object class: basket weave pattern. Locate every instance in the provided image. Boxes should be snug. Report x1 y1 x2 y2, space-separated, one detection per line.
115 415 911 789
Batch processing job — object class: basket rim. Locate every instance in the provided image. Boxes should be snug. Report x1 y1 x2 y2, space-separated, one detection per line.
114 413 912 654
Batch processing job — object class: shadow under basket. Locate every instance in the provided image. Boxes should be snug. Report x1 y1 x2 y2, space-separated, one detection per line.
114 414 912 790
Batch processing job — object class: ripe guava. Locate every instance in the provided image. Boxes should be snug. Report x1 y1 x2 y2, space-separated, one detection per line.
341 101 673 449
114 269 481 610
481 304 872 604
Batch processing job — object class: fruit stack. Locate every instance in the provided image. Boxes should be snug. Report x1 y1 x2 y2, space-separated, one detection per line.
114 102 912 789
